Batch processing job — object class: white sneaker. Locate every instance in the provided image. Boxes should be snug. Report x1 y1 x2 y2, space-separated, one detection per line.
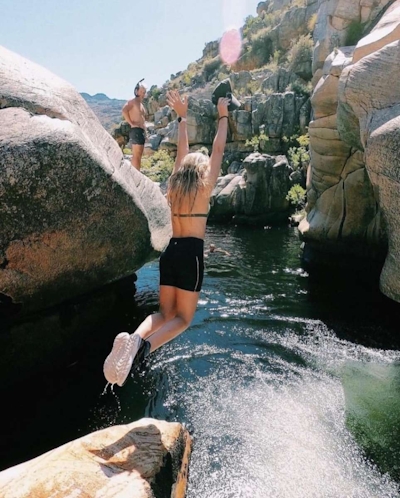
103 333 142 387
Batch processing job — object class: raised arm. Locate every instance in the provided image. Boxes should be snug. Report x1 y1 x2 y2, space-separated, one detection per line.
166 90 189 173
208 97 230 186
122 100 135 127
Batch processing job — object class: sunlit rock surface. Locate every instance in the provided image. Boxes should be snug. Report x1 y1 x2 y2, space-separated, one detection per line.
0 418 191 498
301 0 400 302
0 45 171 317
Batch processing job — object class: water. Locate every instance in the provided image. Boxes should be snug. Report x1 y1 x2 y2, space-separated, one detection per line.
1 225 400 497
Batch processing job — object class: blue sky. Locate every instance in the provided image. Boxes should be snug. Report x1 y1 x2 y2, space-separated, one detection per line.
2 0 259 99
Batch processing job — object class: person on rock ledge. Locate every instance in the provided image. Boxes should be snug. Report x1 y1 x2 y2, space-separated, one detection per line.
122 79 147 170
103 89 231 388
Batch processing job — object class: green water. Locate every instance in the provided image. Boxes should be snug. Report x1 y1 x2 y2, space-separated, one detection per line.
343 361 400 481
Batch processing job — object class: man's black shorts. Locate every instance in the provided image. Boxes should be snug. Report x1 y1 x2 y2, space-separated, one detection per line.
160 237 204 292
129 127 146 145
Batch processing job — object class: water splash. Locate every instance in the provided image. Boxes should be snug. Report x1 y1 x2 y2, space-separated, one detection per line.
188 376 397 497
160 342 399 498
145 321 400 498
101 382 110 396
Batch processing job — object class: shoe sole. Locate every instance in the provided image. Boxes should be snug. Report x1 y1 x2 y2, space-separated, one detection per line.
118 334 142 386
103 332 130 386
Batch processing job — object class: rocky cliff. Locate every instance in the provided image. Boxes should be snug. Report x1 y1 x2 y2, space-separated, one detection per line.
113 0 319 224
300 0 400 303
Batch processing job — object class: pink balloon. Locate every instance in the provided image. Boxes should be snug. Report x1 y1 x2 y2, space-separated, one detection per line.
219 28 242 65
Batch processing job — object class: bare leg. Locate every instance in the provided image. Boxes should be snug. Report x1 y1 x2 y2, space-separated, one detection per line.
103 286 177 386
132 285 176 340
131 144 144 170
139 288 200 352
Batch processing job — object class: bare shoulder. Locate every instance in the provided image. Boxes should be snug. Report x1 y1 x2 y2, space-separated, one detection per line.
199 182 213 199
123 98 135 109
203 171 218 193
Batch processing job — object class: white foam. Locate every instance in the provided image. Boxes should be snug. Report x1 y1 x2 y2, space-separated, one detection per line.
184 366 398 497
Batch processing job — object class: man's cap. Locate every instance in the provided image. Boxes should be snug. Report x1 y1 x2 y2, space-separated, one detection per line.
211 79 241 111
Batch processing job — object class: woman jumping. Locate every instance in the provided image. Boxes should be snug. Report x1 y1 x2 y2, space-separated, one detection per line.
103 90 230 387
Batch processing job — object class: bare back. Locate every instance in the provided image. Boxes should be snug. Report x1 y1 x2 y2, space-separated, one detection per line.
170 182 213 239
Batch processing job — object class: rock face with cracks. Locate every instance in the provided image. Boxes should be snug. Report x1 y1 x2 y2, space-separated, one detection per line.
0 45 172 317
300 0 400 303
210 152 293 223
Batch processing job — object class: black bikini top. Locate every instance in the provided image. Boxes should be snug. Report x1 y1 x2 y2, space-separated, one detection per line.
173 204 210 218
173 213 208 218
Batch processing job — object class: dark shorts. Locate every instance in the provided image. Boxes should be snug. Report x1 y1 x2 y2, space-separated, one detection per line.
129 127 145 145
160 237 204 292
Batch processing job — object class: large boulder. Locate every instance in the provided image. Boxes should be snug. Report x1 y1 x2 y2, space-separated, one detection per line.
241 153 292 214
210 153 292 223
0 418 191 498
0 46 171 317
300 41 385 261
230 71 254 92
154 105 172 129
301 1 400 303
353 1 400 62
337 35 400 301
211 174 243 219
231 110 252 141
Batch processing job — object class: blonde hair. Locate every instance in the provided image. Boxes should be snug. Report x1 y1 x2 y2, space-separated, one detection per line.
167 152 210 211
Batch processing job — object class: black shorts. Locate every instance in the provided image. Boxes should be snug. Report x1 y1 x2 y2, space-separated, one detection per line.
160 237 204 292
129 127 145 145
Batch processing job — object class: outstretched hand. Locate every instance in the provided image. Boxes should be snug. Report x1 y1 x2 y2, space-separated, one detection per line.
167 90 188 118
217 97 229 118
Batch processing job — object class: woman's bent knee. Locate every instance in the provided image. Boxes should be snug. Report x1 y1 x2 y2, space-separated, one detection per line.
178 315 192 330
160 310 176 322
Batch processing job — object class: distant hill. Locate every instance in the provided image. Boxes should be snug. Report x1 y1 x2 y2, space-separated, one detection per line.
80 92 126 132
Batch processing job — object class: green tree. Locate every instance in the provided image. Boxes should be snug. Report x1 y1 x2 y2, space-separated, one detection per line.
286 184 306 210
285 133 310 170
245 133 269 152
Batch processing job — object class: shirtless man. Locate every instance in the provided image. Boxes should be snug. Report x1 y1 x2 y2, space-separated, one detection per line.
122 80 147 170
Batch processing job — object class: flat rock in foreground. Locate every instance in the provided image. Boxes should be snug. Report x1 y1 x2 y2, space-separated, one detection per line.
0 418 191 498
